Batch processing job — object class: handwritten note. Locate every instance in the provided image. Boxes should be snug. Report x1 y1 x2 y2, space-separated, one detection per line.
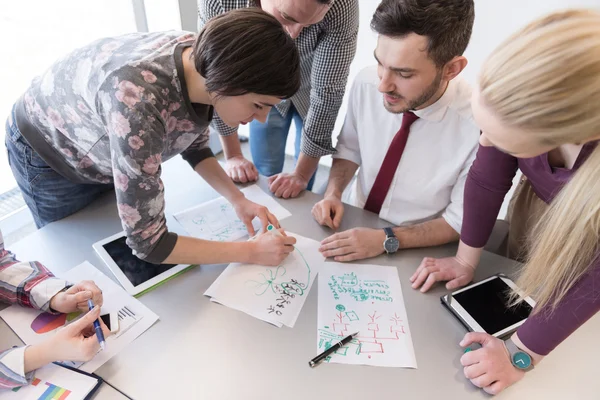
174 185 292 242
205 233 323 327
317 263 417 368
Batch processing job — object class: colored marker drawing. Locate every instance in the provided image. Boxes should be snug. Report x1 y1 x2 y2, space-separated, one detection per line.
246 265 287 295
246 246 312 317
174 185 292 243
328 272 394 302
318 310 407 362
318 264 417 368
189 202 247 241
204 233 322 328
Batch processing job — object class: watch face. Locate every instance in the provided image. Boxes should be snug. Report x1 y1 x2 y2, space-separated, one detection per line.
384 237 399 253
512 351 532 369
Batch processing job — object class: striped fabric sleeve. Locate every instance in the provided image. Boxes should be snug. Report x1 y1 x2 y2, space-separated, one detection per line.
0 229 68 389
0 230 67 311
0 347 35 390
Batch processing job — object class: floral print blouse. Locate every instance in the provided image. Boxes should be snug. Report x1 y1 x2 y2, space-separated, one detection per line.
14 32 215 263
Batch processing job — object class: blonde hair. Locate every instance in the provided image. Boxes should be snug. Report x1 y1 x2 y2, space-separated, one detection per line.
479 9 600 312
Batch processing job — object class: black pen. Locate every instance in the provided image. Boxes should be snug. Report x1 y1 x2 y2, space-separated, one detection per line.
309 332 359 368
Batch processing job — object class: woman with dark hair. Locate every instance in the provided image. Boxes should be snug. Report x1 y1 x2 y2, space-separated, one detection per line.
5 9 300 267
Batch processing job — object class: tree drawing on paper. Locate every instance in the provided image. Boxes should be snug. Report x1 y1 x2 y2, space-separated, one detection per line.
318 309 407 361
245 246 312 317
246 265 287 295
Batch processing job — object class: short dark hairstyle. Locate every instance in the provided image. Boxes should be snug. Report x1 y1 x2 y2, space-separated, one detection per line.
192 8 300 99
316 0 333 4
371 0 474 67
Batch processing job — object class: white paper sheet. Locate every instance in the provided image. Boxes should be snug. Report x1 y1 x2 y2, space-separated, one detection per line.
317 263 417 368
173 185 292 242
0 261 159 373
0 363 98 400
205 233 323 327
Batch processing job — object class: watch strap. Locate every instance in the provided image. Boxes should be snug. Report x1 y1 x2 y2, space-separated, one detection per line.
383 227 395 238
505 338 534 371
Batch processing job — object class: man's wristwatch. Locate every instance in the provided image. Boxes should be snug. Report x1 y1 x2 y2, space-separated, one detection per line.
504 338 534 372
382 227 400 254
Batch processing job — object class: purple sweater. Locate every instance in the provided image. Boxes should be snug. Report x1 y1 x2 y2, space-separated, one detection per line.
462 143 600 356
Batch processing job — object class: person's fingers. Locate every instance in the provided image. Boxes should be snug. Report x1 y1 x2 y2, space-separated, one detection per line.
247 164 259 181
275 227 288 237
282 187 293 199
321 246 353 258
68 306 101 334
421 272 441 293
321 232 345 246
283 235 297 246
483 381 506 396
282 244 296 254
446 274 471 290
269 177 283 195
237 167 248 183
471 374 495 389
460 332 494 348
463 363 486 380
275 180 289 198
332 205 344 229
410 258 436 282
290 184 303 198
316 204 334 229
244 219 256 237
230 167 241 182
80 335 102 360
420 270 449 293
319 238 352 251
411 266 437 290
311 204 324 225
71 290 93 304
267 212 280 229
268 174 277 185
75 281 103 308
256 209 270 233
334 253 360 262
460 349 481 367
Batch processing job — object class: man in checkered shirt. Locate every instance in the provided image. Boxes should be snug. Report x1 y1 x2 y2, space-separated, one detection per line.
198 0 359 198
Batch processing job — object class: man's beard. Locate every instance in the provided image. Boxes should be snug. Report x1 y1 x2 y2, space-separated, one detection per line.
383 70 443 114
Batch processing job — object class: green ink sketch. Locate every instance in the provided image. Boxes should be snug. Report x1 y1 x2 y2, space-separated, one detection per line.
335 304 346 312
345 311 359 321
245 265 286 295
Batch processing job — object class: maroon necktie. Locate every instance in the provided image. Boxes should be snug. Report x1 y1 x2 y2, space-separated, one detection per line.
363 111 419 215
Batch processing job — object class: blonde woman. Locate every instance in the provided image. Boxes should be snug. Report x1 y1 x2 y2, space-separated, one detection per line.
410 10 600 395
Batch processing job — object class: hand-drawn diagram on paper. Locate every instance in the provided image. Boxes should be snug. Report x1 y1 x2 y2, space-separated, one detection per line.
317 263 417 368
205 233 323 328
174 185 292 242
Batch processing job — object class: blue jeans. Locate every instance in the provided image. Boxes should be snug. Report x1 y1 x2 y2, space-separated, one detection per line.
5 106 113 228
249 105 317 191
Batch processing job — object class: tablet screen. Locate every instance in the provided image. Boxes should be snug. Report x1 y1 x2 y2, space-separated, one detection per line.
102 236 177 287
453 277 532 335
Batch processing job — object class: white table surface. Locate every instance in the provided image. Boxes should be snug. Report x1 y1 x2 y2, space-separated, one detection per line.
2 157 598 400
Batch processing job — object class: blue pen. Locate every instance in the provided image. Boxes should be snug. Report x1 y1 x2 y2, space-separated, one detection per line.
87 299 106 351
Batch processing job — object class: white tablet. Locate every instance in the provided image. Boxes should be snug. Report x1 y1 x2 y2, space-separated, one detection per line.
441 274 536 339
93 232 191 296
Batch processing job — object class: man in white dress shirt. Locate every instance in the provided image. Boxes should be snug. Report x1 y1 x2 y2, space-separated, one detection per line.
312 0 479 262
